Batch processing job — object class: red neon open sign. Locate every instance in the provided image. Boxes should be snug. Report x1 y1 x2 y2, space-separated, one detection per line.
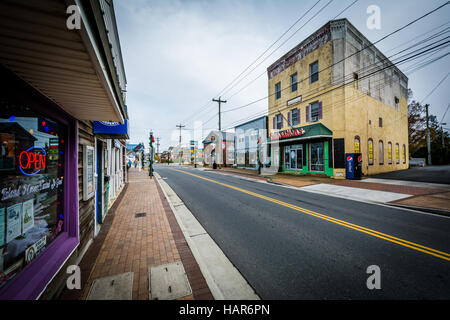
19 147 46 176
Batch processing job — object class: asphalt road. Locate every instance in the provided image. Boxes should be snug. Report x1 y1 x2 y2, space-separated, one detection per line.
155 165 450 299
371 165 450 184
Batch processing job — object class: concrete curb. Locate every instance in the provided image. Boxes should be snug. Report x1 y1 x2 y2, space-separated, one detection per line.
385 203 450 217
154 172 260 300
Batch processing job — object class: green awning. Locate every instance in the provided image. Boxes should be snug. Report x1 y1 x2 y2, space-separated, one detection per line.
269 123 332 144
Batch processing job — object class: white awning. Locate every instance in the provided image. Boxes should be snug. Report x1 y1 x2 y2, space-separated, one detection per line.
0 0 124 122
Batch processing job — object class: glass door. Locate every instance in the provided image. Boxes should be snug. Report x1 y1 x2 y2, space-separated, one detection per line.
310 142 324 172
284 145 303 170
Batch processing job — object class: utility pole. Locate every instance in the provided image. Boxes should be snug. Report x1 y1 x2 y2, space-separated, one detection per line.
425 104 432 166
176 124 185 165
212 96 227 131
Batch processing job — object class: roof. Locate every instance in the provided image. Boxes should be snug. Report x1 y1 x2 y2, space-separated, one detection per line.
202 130 235 144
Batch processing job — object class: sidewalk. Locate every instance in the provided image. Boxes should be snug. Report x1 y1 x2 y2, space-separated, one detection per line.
205 167 450 215
60 168 213 300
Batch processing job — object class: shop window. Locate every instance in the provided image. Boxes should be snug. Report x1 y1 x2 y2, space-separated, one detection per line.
379 140 384 164
310 142 324 172
403 144 406 164
275 82 281 100
291 73 298 92
388 142 392 164
368 139 374 165
396 143 400 164
0 105 66 289
354 136 360 153
310 61 319 83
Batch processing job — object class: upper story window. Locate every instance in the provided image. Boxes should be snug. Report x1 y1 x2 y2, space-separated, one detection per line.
379 117 383 127
291 108 299 126
310 61 318 84
290 73 298 92
275 82 281 100
394 96 399 109
276 114 283 129
310 102 320 122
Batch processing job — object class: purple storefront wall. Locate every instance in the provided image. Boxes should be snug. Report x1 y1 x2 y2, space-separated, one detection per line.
0 68 80 299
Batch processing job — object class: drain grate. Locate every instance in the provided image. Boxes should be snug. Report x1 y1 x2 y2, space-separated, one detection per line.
135 212 147 218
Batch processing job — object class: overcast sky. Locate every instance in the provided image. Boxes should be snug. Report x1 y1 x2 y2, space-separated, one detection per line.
115 0 450 151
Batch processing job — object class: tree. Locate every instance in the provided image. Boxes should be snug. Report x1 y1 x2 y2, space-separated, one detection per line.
408 89 450 164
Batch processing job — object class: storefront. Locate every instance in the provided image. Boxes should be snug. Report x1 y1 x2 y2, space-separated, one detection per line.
0 67 78 299
92 122 128 233
270 123 333 177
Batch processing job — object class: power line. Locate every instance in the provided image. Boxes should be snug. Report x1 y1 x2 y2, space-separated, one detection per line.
419 71 450 104
219 3 450 115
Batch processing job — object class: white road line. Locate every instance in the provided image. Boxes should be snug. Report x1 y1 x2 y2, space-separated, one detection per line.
155 171 260 300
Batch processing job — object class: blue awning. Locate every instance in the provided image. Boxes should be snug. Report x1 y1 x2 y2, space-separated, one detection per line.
93 120 129 138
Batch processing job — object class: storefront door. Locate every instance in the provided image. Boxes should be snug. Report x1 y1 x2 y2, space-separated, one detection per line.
310 142 324 172
284 144 303 170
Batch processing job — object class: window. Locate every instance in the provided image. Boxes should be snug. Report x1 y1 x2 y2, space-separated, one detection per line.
310 102 319 122
403 144 406 164
291 73 298 92
310 61 318 83
379 140 384 164
291 109 299 126
396 143 400 164
310 142 324 172
275 82 281 99
276 114 283 129
394 96 399 109
0 105 66 289
388 142 392 164
353 73 359 89
368 139 374 165
354 136 360 153
379 117 382 127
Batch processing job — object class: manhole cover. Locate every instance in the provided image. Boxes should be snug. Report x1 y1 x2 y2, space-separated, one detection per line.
87 272 134 300
149 262 192 300
135 212 146 218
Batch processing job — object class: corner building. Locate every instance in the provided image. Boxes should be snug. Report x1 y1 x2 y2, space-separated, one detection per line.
267 19 409 178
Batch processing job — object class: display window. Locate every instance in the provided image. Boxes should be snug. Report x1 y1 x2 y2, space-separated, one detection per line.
0 103 66 289
310 142 324 172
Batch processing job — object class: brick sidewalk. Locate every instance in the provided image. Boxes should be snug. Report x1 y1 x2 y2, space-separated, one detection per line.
60 168 212 300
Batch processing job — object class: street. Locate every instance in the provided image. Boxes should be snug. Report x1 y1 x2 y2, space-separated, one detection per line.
155 165 450 300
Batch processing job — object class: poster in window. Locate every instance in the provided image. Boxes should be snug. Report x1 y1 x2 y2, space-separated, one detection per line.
83 145 95 200
21 199 34 234
0 208 4 247
6 203 22 243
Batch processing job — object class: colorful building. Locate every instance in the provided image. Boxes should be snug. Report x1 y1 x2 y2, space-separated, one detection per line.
267 19 409 178
0 0 128 299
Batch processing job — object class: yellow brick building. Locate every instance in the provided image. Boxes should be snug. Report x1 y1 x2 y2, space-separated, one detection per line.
267 19 409 178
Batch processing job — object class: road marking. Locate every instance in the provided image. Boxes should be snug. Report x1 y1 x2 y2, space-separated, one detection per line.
172 169 450 262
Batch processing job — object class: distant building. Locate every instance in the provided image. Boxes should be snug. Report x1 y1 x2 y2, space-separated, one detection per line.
202 131 235 167
234 116 269 170
267 19 409 178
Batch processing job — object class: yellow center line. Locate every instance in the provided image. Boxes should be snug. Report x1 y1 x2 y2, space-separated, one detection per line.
172 168 450 261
